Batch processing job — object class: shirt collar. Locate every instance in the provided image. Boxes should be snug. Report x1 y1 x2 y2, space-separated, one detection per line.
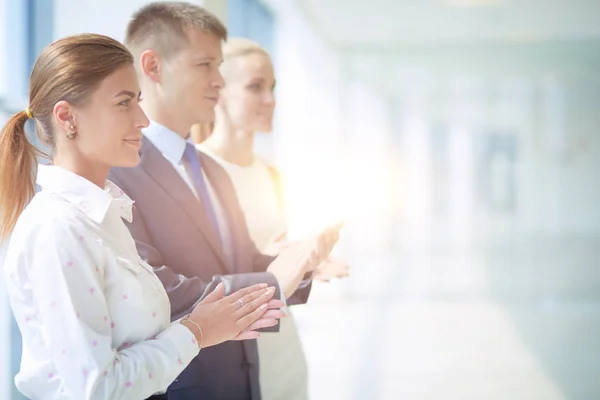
36 165 134 224
143 120 191 165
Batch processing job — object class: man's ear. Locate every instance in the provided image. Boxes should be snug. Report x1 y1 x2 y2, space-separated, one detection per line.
139 49 162 83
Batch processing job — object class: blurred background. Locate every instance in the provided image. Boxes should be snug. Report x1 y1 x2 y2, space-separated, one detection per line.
1 0 599 399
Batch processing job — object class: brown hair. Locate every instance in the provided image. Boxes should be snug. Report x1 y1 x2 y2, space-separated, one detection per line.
125 1 228 61
0 34 133 241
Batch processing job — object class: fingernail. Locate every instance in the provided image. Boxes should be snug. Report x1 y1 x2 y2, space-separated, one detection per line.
259 304 267 310
260 283 268 288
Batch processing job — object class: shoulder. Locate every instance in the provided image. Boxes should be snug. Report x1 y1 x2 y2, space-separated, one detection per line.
256 157 282 186
11 192 95 251
198 149 234 182
108 164 147 188
4 193 103 286
196 146 231 172
254 155 275 169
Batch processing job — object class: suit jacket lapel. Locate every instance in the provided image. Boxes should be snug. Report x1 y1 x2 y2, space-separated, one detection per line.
138 138 230 270
198 151 247 272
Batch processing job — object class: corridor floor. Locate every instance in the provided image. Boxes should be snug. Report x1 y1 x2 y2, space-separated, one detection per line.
292 234 600 400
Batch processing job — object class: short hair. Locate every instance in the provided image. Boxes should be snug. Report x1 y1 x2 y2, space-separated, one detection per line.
125 1 228 60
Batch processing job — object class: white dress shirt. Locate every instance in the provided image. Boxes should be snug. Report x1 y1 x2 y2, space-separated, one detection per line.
3 165 200 400
143 121 236 269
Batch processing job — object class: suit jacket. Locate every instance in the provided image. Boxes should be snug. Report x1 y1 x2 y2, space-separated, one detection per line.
109 138 312 400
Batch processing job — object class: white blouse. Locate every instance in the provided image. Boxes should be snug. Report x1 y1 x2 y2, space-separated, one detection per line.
3 165 200 400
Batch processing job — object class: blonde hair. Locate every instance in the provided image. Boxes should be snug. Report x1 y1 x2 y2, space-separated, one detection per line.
220 37 271 79
125 1 227 60
222 37 269 60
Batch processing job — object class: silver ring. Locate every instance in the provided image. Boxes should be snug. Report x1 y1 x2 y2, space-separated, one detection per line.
237 298 245 308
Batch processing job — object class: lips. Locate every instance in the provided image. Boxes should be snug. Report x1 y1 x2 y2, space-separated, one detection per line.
123 138 142 148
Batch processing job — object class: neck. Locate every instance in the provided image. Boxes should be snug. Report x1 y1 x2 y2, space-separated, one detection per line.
52 151 109 189
142 98 190 139
203 121 255 166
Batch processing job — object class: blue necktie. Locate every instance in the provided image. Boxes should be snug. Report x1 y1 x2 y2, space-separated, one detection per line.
182 143 221 241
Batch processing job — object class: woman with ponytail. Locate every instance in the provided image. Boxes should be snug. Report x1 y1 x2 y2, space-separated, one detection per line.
0 34 283 400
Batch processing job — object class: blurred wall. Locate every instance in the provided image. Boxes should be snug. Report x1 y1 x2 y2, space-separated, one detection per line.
262 0 350 241
54 0 217 41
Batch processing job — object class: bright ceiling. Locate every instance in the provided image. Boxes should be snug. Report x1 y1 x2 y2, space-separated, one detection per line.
292 0 600 91
294 0 600 50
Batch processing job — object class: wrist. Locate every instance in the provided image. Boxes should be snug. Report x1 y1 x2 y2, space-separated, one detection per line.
180 315 204 349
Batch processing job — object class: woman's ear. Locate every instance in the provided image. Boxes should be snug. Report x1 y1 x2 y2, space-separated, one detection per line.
53 100 75 134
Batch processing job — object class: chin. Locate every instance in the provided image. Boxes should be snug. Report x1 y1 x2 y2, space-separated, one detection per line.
256 125 273 133
114 153 141 168
252 118 273 133
198 109 215 124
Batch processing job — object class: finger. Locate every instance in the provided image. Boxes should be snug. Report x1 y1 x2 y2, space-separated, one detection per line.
314 274 331 282
322 263 349 278
331 220 345 231
225 283 268 304
269 230 288 243
330 263 350 277
231 331 261 341
244 318 279 332
262 309 286 319
199 282 225 304
324 226 340 245
266 299 285 309
305 249 321 272
233 286 275 316
276 241 294 252
321 260 349 275
235 300 270 329
316 234 331 261
323 229 339 254
330 233 340 251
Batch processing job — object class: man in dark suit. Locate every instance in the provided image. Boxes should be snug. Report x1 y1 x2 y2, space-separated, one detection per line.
109 2 339 400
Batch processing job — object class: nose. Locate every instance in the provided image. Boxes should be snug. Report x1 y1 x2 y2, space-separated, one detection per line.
136 104 150 129
265 92 275 106
213 68 225 90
